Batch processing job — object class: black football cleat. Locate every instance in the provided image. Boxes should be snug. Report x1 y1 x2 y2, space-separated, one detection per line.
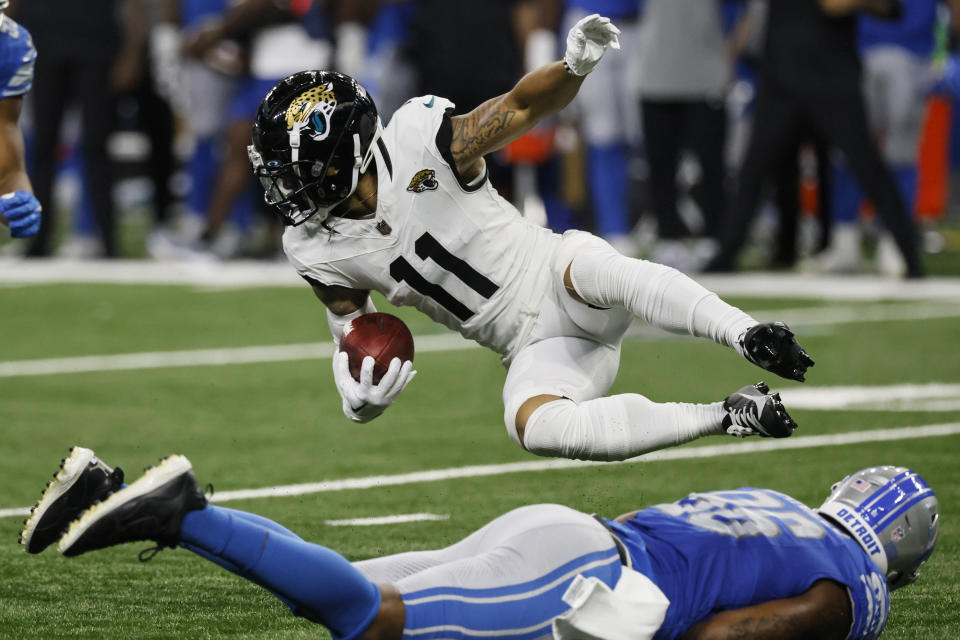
722 382 797 438
20 447 125 554
737 322 815 382
58 455 206 558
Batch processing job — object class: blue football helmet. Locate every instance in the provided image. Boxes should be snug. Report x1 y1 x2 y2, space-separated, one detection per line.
248 70 382 226
818 466 939 590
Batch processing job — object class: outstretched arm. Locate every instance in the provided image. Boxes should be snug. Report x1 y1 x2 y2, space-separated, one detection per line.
449 14 620 181
0 98 41 237
681 580 851 640
0 98 31 197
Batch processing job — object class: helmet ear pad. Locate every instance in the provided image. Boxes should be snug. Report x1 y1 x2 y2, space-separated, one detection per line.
250 70 381 226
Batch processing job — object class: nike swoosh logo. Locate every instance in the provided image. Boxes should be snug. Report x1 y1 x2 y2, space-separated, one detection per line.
423 96 435 108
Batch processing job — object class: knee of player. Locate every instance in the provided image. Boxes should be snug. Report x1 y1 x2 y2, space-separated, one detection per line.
508 394 572 450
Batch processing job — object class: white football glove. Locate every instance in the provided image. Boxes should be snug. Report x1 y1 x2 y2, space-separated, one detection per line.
563 13 621 76
333 351 416 423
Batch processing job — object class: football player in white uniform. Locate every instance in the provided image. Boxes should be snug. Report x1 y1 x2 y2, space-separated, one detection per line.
247 14 815 462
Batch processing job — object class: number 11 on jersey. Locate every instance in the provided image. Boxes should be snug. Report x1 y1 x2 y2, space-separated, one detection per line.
390 232 499 322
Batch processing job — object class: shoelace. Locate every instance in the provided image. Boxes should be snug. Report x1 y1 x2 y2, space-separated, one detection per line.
729 405 766 432
138 483 215 563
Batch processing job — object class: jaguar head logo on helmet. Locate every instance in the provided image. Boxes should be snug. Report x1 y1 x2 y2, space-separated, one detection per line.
817 466 939 590
285 82 337 142
248 70 382 226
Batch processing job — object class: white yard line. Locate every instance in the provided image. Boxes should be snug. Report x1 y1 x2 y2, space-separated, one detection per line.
2 301 959 378
324 513 450 527
2 259 960 300
0 333 479 378
4 421 957 519
749 301 960 326
781 384 960 412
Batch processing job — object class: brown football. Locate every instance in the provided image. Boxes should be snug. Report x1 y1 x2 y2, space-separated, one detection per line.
339 313 415 384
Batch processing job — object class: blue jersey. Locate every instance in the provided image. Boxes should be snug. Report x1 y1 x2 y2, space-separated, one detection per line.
0 17 36 99
566 0 640 20
605 488 890 640
858 0 937 58
180 0 230 29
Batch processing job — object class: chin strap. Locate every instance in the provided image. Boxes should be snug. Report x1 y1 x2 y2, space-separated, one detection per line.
345 118 384 206
289 120 302 166
359 118 384 174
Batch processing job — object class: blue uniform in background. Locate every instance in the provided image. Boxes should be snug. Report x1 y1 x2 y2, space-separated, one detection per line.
567 0 640 19
830 0 937 236
181 0 230 29
0 17 37 99
606 488 890 639
859 0 937 58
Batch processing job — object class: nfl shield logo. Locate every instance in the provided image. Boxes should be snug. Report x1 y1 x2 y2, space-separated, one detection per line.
891 527 906 542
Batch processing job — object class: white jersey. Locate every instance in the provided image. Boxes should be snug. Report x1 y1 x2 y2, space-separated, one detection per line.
283 96 559 362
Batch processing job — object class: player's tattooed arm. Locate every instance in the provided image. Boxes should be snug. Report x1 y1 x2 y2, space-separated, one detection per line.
449 61 583 180
680 580 850 640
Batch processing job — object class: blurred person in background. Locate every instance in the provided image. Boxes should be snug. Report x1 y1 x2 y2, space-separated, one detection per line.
0 1 41 241
705 0 926 279
561 0 642 256
731 0 836 269
636 0 738 272
819 0 945 275
171 0 331 259
351 0 417 121
146 0 243 258
62 0 179 259
13 0 146 258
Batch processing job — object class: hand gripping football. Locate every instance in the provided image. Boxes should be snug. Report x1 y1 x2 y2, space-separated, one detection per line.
339 313 415 384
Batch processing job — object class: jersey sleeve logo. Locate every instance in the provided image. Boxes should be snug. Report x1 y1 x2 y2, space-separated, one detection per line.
407 169 439 193
285 82 336 142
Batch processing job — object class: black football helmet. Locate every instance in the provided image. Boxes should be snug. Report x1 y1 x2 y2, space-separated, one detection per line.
248 70 382 226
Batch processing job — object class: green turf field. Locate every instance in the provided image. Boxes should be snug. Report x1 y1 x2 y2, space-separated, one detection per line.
1 283 958 639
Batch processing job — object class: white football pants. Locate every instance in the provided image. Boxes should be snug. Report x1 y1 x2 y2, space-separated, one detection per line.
501 231 755 461
353 504 625 640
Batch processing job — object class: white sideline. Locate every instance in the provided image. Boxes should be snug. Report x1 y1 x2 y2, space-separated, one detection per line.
3 422 957 519
2 260 960 301
2 301 959 378
781 384 960 412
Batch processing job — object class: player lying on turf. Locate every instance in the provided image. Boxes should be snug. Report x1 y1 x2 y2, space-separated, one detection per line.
247 14 814 462
0 2 42 239
22 447 938 639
